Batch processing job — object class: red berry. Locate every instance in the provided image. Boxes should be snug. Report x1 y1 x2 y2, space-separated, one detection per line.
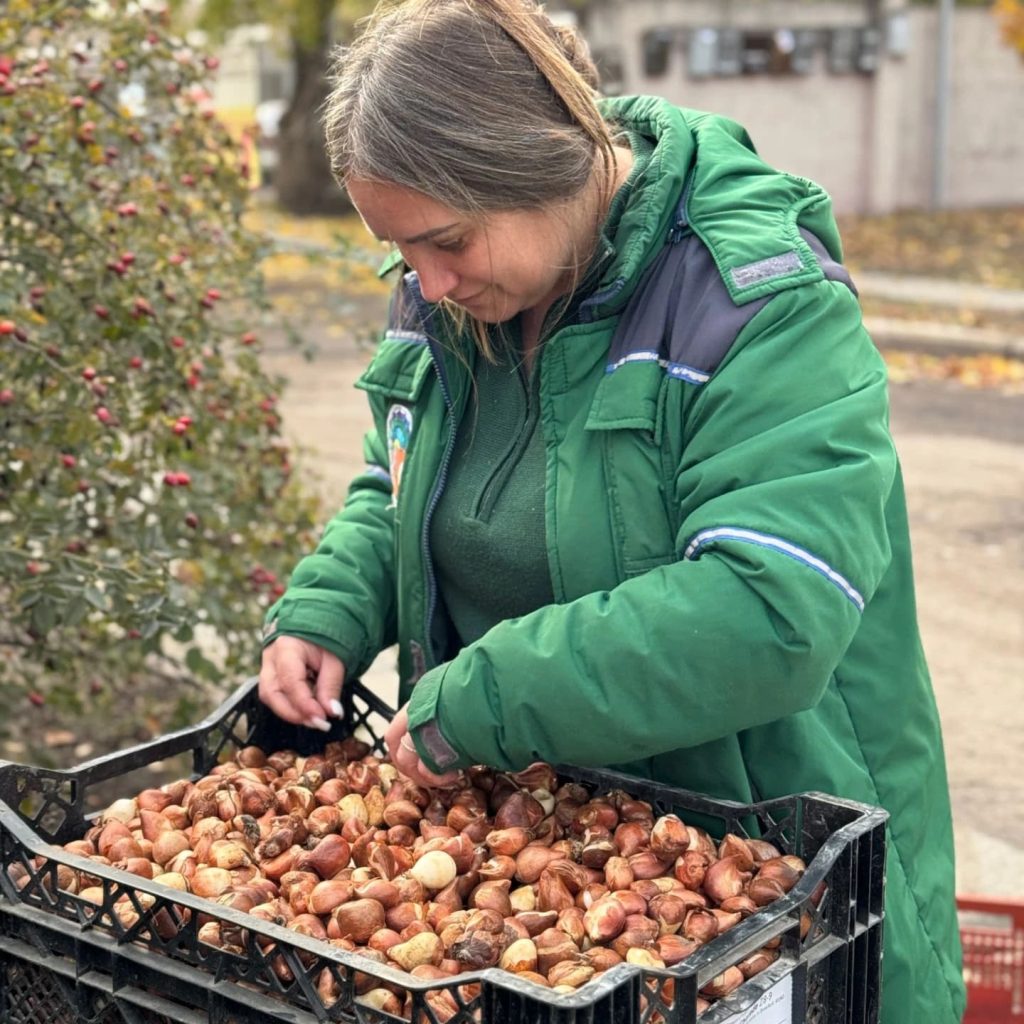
114 58 128 73
184 512 199 529
27 691 45 707
76 480 90 493
205 287 221 301
172 421 187 435
126 629 141 640
180 173 195 187
240 331 257 346
176 472 191 487
70 95 85 109
117 201 138 217
26 561 41 576
61 453 77 468
162 471 177 486
94 305 109 319
0 319 15 335
88 78 103 92
204 56 220 71
129 355 143 369
96 406 112 424
107 260 126 275
120 251 135 265
271 583 286 597
0 388 13 405
170 335 186 349
82 366 97 381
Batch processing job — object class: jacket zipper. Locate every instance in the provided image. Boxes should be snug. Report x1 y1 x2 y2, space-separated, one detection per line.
405 274 456 669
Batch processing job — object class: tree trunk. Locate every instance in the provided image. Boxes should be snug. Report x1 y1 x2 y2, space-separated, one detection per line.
274 13 351 215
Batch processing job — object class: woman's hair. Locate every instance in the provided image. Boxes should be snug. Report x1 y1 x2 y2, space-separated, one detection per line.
323 0 613 215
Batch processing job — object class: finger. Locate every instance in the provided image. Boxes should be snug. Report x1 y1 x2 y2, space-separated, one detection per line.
384 708 409 760
272 643 329 727
396 733 461 789
313 654 345 719
414 760 464 788
258 666 306 725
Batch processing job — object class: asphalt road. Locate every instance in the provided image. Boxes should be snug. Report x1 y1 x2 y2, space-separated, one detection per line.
888 378 1024 895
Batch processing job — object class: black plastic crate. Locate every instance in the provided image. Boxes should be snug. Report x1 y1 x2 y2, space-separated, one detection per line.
0 677 888 1024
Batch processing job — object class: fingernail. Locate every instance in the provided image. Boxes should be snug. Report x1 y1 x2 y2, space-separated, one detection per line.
307 717 331 732
329 699 343 718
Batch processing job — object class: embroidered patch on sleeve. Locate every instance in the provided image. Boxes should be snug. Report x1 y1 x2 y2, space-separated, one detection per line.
386 403 414 510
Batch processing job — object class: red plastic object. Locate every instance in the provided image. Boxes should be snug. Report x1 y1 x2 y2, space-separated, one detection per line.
959 895 1024 1022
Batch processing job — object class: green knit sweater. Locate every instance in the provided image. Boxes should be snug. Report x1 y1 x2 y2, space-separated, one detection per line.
430 333 552 646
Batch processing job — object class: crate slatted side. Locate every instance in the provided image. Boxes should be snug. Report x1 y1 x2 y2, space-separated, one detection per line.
1 678 888 1024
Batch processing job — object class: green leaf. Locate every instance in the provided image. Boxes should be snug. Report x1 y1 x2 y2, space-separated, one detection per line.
64 598 89 627
30 601 57 637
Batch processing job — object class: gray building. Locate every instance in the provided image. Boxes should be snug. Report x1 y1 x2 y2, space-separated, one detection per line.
570 1 1024 214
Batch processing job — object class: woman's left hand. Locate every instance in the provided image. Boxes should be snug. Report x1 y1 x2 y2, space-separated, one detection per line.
385 705 464 789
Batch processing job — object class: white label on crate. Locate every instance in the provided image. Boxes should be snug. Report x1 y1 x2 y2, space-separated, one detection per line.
729 973 793 1024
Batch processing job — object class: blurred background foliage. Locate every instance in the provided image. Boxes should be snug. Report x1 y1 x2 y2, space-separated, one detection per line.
0 0 328 762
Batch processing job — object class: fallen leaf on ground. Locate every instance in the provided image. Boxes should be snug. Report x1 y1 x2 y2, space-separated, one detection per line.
882 349 1024 392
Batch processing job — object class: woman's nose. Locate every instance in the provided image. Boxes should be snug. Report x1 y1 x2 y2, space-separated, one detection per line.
416 260 459 304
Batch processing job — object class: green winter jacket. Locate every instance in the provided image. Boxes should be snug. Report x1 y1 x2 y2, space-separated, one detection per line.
264 96 964 1022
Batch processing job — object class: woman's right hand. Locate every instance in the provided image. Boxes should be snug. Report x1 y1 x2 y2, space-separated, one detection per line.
259 636 346 730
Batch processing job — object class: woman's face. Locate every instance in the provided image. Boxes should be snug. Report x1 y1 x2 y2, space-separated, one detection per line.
347 178 579 324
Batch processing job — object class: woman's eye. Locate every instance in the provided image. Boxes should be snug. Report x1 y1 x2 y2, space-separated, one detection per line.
435 238 465 253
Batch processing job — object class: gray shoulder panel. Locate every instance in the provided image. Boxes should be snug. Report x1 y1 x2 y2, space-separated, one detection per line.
799 229 859 297
606 230 858 382
606 234 770 380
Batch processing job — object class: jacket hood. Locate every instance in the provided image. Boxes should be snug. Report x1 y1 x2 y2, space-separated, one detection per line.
592 96 844 319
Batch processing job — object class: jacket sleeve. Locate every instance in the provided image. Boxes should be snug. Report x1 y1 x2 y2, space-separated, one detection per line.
406 280 898 772
262 419 397 680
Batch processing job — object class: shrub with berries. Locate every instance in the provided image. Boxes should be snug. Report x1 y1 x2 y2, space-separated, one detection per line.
0 0 323 753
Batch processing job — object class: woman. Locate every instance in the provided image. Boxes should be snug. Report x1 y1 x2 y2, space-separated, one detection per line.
257 1 964 1019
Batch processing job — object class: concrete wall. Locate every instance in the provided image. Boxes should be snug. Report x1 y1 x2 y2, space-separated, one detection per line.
943 9 1024 208
208 25 293 115
580 2 1024 214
